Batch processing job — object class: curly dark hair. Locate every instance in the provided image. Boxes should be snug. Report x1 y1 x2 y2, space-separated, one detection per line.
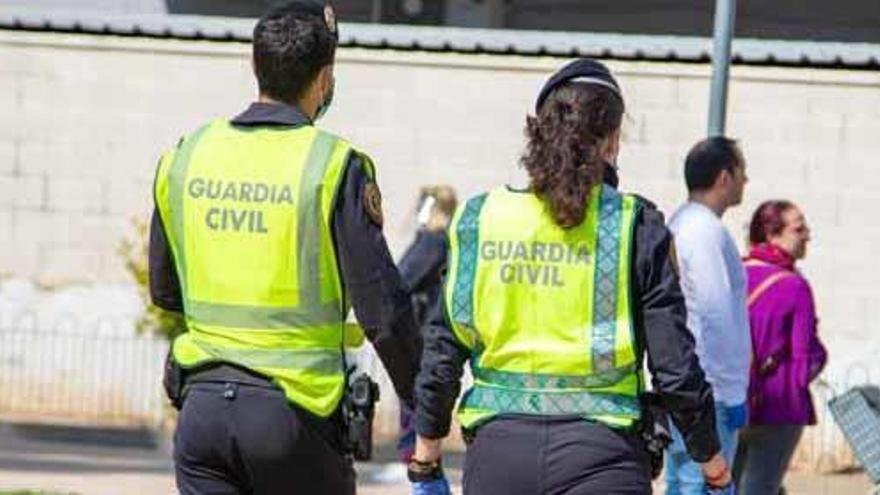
253 2 337 104
521 83 624 228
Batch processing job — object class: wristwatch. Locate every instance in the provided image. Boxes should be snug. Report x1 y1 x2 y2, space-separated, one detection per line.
407 458 443 482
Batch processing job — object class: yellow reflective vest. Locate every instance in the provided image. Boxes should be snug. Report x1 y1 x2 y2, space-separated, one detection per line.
446 185 643 430
154 119 367 417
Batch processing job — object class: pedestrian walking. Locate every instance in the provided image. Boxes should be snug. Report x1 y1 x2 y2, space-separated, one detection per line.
666 137 752 495
734 200 828 495
399 186 458 328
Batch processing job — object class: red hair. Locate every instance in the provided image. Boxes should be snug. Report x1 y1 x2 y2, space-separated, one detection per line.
748 200 795 246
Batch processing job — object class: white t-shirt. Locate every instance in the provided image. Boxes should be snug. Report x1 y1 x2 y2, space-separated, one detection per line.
668 201 751 406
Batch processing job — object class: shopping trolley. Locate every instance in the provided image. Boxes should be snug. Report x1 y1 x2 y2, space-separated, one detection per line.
827 385 880 493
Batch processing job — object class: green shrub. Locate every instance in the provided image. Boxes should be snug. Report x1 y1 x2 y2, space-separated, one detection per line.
118 218 185 342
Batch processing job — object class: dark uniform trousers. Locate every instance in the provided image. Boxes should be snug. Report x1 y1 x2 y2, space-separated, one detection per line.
463 417 652 495
174 369 355 495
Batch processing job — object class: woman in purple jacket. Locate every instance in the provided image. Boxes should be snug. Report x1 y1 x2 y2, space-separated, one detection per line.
734 200 828 494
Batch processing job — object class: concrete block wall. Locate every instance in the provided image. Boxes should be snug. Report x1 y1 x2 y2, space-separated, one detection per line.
0 33 253 282
0 31 878 375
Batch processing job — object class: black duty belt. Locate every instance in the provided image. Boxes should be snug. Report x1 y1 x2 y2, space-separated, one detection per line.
185 363 278 389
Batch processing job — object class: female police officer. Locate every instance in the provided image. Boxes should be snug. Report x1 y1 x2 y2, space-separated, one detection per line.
407 59 732 494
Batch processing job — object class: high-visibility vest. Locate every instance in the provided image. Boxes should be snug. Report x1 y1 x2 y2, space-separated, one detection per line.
446 184 643 430
154 119 367 417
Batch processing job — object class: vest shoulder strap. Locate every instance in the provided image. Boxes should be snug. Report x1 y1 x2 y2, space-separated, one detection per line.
628 192 656 211
747 270 794 308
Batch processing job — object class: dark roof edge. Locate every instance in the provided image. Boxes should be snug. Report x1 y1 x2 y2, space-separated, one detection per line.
1 8 879 69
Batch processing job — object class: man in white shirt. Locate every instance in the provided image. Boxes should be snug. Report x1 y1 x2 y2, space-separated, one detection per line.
666 137 751 495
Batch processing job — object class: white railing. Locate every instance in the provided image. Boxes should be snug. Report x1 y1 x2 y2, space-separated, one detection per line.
0 310 168 427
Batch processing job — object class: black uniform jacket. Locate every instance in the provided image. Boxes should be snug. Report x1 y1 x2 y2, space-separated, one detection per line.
398 229 448 328
414 180 722 463
149 102 420 410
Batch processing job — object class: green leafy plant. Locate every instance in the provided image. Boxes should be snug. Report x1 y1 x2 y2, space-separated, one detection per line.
118 217 185 342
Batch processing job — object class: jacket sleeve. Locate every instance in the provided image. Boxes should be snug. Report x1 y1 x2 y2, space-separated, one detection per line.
414 295 471 439
148 208 183 313
333 152 421 409
789 278 827 385
398 232 448 294
634 204 720 463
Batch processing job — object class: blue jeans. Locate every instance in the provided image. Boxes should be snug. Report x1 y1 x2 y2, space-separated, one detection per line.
666 403 740 495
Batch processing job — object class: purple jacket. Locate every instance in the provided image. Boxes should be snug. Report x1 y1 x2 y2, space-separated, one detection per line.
745 258 827 425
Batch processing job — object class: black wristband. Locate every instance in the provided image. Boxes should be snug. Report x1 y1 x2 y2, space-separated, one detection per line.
407 459 443 482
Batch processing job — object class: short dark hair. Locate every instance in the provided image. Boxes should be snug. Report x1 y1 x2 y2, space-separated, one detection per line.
252 1 337 104
684 137 742 192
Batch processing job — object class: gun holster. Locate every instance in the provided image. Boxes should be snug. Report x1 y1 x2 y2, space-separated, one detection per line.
639 392 672 479
343 373 380 461
162 350 186 411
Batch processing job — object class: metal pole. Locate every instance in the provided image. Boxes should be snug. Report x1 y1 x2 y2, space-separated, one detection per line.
487 0 506 28
707 0 736 137
371 0 383 23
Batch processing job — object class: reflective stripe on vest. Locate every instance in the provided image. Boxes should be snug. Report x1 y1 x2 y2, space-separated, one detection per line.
154 120 355 417
446 185 641 430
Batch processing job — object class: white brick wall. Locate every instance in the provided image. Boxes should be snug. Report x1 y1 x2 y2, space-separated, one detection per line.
0 32 877 298
0 32 877 320
0 173 44 210
12 209 60 252
39 246 104 282
0 139 16 175
46 178 104 214
0 208 12 247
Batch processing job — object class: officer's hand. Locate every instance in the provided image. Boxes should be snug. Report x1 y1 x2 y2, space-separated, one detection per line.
723 402 748 430
700 453 731 490
411 477 451 495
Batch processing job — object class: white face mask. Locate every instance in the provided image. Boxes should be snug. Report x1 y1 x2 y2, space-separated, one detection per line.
417 196 436 227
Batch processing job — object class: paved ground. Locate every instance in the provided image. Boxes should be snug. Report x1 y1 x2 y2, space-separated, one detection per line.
0 423 873 495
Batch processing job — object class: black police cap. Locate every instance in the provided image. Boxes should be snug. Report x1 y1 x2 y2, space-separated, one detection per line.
535 58 622 113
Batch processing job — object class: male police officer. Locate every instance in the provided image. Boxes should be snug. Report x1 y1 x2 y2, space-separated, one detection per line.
149 2 420 493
